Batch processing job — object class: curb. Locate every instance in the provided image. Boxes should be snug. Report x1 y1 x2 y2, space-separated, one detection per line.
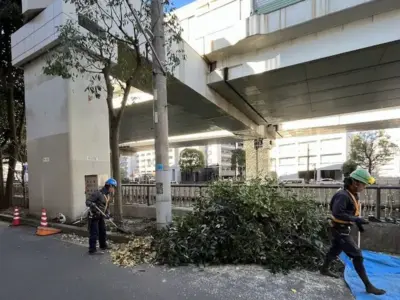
0 214 132 243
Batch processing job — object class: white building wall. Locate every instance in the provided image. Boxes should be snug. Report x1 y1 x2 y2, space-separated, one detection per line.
271 132 349 180
272 128 400 181
371 128 400 179
131 142 243 181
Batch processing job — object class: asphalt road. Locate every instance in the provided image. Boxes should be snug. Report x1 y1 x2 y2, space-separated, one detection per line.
0 222 353 300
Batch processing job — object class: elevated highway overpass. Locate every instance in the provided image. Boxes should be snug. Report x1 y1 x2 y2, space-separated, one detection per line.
118 0 400 143
120 107 400 152
13 0 400 219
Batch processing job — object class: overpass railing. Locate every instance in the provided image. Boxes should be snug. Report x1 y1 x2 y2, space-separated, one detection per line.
121 184 400 220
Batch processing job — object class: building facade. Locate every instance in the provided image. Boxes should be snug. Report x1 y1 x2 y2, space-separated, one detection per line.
271 132 351 181
271 128 400 181
124 142 243 183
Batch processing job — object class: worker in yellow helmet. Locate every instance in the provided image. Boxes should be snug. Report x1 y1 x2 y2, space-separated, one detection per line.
320 169 386 296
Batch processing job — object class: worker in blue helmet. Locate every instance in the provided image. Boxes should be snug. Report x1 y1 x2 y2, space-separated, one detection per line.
85 178 117 254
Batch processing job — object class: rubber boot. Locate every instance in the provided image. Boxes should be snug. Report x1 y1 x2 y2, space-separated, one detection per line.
320 255 339 279
353 258 386 295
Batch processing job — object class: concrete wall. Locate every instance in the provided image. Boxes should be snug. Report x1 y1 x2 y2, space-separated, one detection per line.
210 7 400 82
175 0 399 57
24 55 110 219
175 0 252 55
350 222 400 255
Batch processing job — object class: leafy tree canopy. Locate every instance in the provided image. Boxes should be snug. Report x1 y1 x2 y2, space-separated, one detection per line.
0 0 25 154
179 148 205 173
349 130 399 174
341 160 358 177
231 148 245 170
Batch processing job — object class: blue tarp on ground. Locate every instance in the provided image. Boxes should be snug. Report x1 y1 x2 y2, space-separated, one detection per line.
340 251 400 300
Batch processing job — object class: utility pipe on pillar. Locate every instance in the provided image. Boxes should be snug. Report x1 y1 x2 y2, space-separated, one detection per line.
254 138 263 177
256 147 259 177
306 144 310 183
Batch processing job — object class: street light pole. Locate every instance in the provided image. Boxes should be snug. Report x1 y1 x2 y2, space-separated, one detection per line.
151 0 171 229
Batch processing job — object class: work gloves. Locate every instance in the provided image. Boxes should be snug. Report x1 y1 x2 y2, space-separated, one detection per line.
355 217 369 225
355 217 369 233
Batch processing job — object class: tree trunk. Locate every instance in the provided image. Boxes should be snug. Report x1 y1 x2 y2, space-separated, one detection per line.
0 150 5 209
21 162 26 207
109 118 123 223
5 86 17 209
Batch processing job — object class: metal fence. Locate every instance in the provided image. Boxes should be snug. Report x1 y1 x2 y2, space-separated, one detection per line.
12 183 400 220
12 183 29 208
280 185 400 221
121 184 209 207
121 184 400 220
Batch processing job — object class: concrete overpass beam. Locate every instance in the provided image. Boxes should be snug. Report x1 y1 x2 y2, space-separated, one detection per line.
256 124 280 139
209 8 400 83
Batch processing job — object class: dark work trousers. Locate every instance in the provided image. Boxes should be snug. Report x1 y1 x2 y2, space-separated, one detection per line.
326 225 362 259
324 224 380 290
88 216 107 252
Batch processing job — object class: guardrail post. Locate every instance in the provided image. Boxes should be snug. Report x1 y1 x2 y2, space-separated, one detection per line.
376 186 381 220
146 185 150 206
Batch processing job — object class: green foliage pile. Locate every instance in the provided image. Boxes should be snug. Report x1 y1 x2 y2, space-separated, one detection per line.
154 179 334 273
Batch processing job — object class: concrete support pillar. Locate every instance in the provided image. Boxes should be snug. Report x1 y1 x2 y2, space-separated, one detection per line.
24 56 110 220
244 139 272 179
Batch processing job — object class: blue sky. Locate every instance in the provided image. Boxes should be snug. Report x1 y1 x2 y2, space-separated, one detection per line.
173 0 196 9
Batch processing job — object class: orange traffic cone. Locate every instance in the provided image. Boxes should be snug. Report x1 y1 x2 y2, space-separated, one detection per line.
11 207 20 226
36 208 61 236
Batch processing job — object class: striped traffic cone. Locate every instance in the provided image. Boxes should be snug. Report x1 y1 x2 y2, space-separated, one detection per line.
11 207 20 226
36 208 61 236
40 208 48 227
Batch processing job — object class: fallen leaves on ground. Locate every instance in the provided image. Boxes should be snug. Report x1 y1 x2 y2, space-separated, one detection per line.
61 233 114 249
111 236 156 267
61 233 88 245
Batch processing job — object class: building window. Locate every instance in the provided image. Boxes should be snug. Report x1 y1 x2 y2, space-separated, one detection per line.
320 154 342 165
298 141 317 155
279 157 296 166
279 143 296 157
78 14 106 39
320 138 342 154
298 156 317 165
254 0 304 15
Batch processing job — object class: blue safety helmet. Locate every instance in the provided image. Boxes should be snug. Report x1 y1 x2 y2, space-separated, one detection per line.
105 178 117 187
